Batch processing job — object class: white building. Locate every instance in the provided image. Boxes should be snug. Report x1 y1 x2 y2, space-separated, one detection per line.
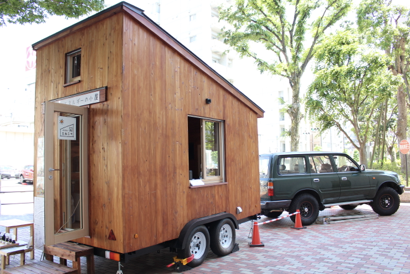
133 0 330 153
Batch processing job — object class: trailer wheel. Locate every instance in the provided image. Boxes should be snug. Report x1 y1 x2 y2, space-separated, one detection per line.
210 219 236 256
179 225 210 267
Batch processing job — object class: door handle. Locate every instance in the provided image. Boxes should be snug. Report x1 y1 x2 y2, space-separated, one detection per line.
313 178 320 182
49 168 60 172
341 177 347 181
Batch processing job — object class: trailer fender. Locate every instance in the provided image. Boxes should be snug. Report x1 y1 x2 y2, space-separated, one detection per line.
177 213 238 250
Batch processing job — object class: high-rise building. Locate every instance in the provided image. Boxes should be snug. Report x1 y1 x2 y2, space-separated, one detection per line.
134 0 320 153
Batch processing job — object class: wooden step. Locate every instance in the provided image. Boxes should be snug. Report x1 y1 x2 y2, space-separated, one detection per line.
3 260 77 273
44 242 94 274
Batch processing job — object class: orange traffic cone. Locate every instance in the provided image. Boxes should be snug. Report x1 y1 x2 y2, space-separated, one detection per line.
249 221 264 247
291 209 306 230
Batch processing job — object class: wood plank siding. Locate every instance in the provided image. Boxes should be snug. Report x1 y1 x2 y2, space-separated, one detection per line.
34 3 263 254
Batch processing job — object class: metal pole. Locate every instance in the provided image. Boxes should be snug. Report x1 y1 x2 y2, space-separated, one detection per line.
406 154 408 187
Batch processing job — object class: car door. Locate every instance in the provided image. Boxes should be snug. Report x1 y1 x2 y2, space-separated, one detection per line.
309 155 340 204
274 155 311 199
332 154 371 201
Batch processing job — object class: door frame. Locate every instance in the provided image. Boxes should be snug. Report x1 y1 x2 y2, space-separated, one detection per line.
44 101 89 246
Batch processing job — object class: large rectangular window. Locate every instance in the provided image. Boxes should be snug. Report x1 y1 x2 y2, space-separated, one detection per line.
65 49 81 84
188 116 224 184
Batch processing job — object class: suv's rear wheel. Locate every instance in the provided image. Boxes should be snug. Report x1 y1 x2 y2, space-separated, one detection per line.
370 187 400 216
340 205 357 210
289 194 319 226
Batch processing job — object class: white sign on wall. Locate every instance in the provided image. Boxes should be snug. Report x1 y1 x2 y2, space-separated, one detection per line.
58 116 76 140
56 90 101 107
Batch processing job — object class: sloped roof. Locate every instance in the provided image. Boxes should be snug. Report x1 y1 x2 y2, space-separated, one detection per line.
32 1 264 117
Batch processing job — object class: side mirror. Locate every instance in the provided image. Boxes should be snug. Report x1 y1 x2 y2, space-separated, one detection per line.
359 164 366 172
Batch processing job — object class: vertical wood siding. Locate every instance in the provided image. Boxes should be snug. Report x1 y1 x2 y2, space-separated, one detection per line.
35 10 260 254
121 14 259 253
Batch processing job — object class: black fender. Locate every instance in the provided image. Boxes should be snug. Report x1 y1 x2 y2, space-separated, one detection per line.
177 213 238 250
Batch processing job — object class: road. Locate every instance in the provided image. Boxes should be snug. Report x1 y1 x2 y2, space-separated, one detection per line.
0 178 33 216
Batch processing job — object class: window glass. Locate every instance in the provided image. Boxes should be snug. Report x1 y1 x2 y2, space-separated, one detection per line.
278 156 306 175
333 155 358 172
204 121 220 177
309 155 334 173
66 49 81 83
259 156 270 179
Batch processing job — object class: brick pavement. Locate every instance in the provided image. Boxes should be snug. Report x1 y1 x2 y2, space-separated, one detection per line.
1 204 410 273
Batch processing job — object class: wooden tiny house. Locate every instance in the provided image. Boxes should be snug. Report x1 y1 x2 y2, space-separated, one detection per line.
33 2 263 265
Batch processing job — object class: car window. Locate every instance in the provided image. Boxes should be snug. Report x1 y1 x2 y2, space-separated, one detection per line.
309 155 334 173
333 155 358 172
259 156 270 179
278 156 306 175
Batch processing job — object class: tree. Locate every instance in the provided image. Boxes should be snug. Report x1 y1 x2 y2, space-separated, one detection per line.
305 29 398 165
357 0 410 173
219 0 351 151
0 0 104 26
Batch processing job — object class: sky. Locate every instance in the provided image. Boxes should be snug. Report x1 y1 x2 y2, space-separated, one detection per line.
0 0 409 111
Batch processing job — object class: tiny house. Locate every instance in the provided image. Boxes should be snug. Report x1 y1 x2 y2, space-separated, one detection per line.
32 2 264 266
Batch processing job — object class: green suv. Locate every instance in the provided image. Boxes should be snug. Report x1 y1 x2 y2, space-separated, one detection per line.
260 152 404 225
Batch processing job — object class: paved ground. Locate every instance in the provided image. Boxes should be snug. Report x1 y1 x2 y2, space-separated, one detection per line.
0 182 409 273
1 205 410 273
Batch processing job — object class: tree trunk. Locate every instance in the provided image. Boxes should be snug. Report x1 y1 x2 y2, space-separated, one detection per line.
380 100 388 167
359 145 367 166
397 84 408 173
287 79 301 151
387 145 396 163
370 105 383 168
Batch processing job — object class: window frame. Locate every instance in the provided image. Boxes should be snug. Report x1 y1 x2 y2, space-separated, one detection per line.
188 115 225 184
65 49 82 85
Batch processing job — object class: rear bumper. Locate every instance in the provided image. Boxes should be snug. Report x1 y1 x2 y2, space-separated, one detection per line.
261 200 291 211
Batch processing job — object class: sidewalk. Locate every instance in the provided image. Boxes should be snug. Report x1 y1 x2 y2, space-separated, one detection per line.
1 203 410 273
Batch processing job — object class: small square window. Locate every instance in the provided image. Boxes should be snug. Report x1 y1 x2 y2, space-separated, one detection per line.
190 35 197 43
66 49 81 84
189 14 196 21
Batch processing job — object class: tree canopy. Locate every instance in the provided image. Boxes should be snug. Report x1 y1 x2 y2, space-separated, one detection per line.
219 0 351 151
0 0 104 26
305 29 399 165
357 0 410 172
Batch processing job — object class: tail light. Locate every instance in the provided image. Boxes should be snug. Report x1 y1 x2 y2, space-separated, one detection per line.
268 181 274 196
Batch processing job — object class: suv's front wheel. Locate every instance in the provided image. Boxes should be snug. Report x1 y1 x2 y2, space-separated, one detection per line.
289 194 319 226
370 187 400 216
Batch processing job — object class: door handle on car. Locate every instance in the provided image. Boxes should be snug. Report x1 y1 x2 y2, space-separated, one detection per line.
313 178 320 182
341 177 347 181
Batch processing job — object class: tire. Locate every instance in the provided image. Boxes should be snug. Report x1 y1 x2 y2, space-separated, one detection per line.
263 211 283 218
179 225 210 267
210 219 235 257
340 205 357 210
289 194 319 226
19 175 24 184
370 187 400 216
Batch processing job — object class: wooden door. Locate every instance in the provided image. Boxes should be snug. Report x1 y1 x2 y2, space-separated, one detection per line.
44 102 89 246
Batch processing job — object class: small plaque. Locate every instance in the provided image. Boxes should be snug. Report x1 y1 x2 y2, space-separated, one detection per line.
58 116 76 140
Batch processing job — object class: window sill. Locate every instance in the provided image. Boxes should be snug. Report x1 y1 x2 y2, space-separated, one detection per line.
63 80 81 87
189 182 227 189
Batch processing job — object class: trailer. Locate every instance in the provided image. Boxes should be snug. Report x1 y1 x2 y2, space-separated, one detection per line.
32 2 264 268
